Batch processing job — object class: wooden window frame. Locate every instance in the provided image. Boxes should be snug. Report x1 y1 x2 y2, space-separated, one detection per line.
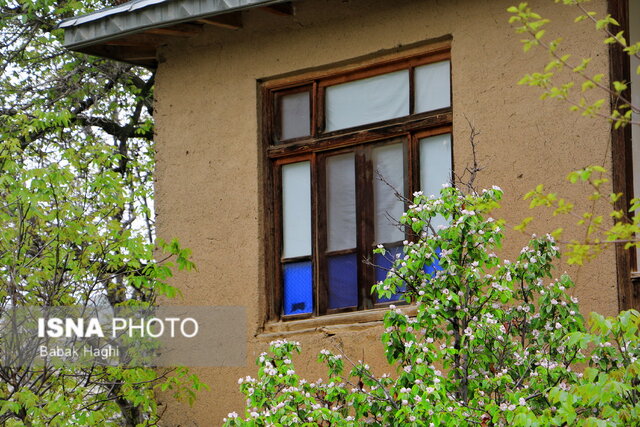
261 44 453 321
609 0 640 310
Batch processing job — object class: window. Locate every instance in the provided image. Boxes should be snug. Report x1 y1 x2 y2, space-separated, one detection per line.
262 44 453 320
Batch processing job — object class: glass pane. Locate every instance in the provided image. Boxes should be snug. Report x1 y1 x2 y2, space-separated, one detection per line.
327 253 358 309
420 134 452 197
374 246 442 303
326 153 356 251
374 246 405 303
325 70 410 131
420 134 451 231
424 247 443 278
282 162 311 258
280 91 310 140
283 261 313 315
414 60 451 113
373 143 405 244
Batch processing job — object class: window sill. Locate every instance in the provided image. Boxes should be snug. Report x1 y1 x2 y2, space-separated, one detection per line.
258 305 417 338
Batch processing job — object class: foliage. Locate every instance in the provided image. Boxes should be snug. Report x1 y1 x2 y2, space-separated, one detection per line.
0 1 202 425
507 0 639 129
508 1 640 264
224 186 640 426
517 165 638 265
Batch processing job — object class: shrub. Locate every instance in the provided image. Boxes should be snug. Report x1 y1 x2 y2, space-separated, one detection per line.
225 186 640 426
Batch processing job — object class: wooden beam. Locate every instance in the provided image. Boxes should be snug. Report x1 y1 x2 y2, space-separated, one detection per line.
121 55 157 61
261 2 293 16
80 44 158 68
103 34 166 47
111 45 156 61
197 12 242 30
145 23 202 37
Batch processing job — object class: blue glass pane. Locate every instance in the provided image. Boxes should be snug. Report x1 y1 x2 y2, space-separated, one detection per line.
327 253 358 309
374 246 442 302
424 247 443 277
283 261 313 315
375 246 405 302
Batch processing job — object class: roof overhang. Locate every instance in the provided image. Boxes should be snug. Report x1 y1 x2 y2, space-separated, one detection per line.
60 0 295 68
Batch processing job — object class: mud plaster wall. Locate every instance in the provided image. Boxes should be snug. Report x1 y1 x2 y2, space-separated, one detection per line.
153 0 616 423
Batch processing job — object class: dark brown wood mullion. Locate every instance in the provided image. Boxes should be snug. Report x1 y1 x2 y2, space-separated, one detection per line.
310 152 320 316
355 147 366 311
374 240 407 250
407 132 422 243
263 87 275 145
267 111 452 158
325 306 359 315
608 0 637 310
409 133 420 200
449 131 456 188
356 146 376 310
402 136 411 212
281 312 313 321
409 67 415 116
273 90 283 144
326 247 358 257
317 85 326 135
319 109 450 140
281 255 313 264
311 81 318 138
261 84 278 321
272 162 284 319
316 153 328 315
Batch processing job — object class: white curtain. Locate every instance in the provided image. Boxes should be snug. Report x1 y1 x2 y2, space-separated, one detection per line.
373 143 405 244
282 161 311 258
326 153 357 251
420 133 452 230
325 70 409 131
415 60 451 113
281 91 310 140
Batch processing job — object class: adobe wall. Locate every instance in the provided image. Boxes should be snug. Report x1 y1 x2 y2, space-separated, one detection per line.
153 0 614 423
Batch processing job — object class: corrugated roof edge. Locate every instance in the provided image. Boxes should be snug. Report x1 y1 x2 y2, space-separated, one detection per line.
59 0 167 28
61 0 291 50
